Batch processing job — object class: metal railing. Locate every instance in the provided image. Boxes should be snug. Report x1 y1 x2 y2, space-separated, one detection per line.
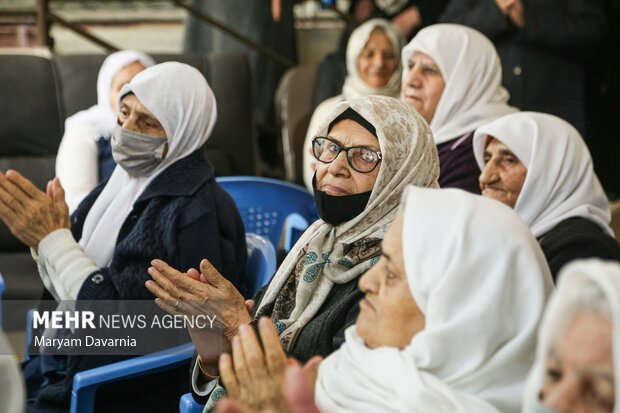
3 0 350 67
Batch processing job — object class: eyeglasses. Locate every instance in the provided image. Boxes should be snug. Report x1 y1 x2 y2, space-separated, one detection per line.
312 136 382 173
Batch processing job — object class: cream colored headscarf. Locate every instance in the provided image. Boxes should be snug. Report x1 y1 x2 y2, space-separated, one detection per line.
401 24 517 144
523 259 620 413
473 112 613 238
257 95 439 350
342 18 404 100
316 187 554 413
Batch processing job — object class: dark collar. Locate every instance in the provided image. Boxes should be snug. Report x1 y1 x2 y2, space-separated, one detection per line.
136 150 213 203
71 150 212 241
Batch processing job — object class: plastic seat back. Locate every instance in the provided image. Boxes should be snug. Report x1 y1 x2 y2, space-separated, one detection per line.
217 177 318 251
179 392 204 413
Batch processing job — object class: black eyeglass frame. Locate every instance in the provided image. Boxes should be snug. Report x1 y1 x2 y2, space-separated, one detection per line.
311 136 382 173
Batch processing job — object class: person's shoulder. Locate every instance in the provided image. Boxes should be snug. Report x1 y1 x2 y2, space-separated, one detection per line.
543 217 615 244
540 217 620 277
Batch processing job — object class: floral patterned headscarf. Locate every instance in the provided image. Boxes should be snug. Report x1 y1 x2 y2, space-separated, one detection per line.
205 96 439 411
256 95 439 349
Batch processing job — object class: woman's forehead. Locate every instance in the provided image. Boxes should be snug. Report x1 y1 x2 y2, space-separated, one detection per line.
411 51 438 66
329 119 379 146
365 29 392 48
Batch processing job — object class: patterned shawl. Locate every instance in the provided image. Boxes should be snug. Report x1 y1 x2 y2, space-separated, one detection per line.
256 95 439 350
205 95 439 411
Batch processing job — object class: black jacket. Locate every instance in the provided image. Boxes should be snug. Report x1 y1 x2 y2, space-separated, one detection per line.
24 151 247 412
440 0 607 134
538 217 620 282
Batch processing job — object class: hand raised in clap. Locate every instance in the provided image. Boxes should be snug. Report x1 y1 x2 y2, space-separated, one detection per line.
219 317 322 413
0 171 69 249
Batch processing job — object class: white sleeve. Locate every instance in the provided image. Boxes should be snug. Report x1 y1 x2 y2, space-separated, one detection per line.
191 358 219 396
30 248 67 301
36 229 101 300
56 124 100 213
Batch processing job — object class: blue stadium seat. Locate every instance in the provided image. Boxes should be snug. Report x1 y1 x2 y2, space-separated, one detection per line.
216 177 318 252
22 234 276 413
179 392 204 413
70 342 195 413
177 233 278 413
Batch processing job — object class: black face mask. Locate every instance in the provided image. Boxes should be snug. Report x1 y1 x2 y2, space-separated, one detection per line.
312 175 372 226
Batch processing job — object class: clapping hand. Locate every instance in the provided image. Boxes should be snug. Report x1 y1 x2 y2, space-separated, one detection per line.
218 317 322 413
0 170 69 249
145 258 253 369
495 0 525 28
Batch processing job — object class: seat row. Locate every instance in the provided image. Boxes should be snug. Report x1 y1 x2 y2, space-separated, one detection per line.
0 52 259 302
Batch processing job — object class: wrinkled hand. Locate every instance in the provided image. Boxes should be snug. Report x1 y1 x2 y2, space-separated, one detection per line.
217 350 322 413
187 270 256 378
495 0 515 14
220 318 323 412
271 0 282 21
0 171 70 249
495 0 524 27
280 360 321 413
220 318 290 411
506 0 524 28
145 259 252 360
186 267 256 316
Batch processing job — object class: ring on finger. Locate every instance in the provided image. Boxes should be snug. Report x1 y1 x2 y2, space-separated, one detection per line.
174 299 180 309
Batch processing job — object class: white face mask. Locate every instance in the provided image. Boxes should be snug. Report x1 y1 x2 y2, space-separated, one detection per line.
111 124 167 177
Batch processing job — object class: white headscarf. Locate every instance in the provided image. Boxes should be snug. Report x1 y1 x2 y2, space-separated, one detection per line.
523 259 620 413
257 95 439 349
316 187 554 413
401 24 517 144
342 18 404 100
64 50 155 136
472 111 613 238
78 62 217 267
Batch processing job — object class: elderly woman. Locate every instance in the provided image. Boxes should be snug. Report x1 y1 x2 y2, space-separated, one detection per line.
216 187 554 413
302 18 404 191
523 259 620 413
145 95 440 410
401 23 517 193
473 112 620 280
57 50 155 212
0 62 246 412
